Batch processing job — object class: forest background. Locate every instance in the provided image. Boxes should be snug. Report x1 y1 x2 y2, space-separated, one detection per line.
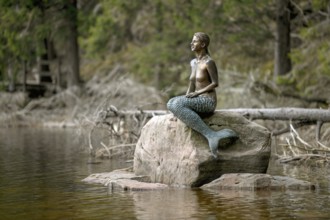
1 0 330 103
0 0 330 163
1 0 330 153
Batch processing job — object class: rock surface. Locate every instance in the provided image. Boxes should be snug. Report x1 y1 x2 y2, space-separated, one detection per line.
110 179 168 191
201 173 316 191
133 112 271 187
82 169 168 191
82 169 150 185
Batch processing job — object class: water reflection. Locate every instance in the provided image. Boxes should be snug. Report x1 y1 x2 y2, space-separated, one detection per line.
0 127 129 220
131 188 330 220
268 158 330 190
1 127 330 220
132 189 200 220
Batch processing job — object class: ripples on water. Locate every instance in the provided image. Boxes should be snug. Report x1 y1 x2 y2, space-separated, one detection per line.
0 127 330 220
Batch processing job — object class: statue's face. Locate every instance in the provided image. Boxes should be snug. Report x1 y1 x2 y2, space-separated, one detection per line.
191 36 204 52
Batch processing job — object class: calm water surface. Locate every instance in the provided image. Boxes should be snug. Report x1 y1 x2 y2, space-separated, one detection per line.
0 127 330 220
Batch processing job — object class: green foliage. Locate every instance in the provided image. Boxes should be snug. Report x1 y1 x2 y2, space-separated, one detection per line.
0 1 48 59
1 0 330 97
290 20 330 92
80 0 232 88
275 73 296 86
0 0 83 87
0 0 57 81
80 0 145 57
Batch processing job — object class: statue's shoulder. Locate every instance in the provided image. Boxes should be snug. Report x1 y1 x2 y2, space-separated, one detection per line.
205 56 216 65
190 58 197 67
205 55 214 62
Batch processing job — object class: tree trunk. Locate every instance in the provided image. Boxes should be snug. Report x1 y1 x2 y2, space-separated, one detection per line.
23 60 27 92
65 0 81 87
7 61 14 92
274 0 291 77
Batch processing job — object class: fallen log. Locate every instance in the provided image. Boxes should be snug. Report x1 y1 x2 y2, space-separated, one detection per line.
219 108 330 140
104 107 330 122
221 108 330 122
100 107 330 140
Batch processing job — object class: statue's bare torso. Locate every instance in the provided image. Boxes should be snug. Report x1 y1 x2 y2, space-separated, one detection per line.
189 56 217 101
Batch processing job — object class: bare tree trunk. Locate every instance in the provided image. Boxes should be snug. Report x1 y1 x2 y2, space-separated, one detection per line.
7 61 15 92
154 64 164 90
328 1 330 20
274 0 291 77
23 61 27 93
65 0 81 88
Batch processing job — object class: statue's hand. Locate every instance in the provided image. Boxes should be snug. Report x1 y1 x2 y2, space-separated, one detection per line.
186 92 199 98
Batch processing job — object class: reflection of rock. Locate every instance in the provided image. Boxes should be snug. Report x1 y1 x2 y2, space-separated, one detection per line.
132 189 200 220
82 169 168 191
134 112 271 187
201 173 316 191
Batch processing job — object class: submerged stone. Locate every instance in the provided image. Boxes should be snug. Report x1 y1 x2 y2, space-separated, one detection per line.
82 169 168 191
201 173 316 191
110 179 168 191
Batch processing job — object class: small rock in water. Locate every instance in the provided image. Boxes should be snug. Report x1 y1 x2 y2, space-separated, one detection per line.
82 169 168 191
201 173 316 191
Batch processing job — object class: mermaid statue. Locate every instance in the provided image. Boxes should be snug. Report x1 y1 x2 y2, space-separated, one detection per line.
167 32 238 158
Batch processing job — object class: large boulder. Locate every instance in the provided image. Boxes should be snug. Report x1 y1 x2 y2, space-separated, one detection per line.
133 112 271 187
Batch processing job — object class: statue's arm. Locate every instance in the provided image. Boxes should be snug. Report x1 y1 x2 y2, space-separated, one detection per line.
186 59 197 95
204 59 219 90
186 81 195 95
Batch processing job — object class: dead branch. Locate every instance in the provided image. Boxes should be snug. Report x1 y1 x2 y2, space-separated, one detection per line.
279 154 328 163
275 121 330 165
100 142 111 158
95 143 136 159
272 120 315 136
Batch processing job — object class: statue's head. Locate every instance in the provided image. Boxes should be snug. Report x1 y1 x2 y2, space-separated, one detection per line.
193 32 210 54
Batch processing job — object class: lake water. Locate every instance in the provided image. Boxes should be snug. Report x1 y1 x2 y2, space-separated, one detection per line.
0 127 330 220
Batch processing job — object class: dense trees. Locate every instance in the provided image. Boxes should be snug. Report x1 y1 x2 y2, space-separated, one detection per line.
0 0 81 90
80 0 329 95
1 0 329 99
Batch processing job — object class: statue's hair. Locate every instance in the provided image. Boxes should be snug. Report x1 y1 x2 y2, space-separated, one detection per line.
194 32 210 54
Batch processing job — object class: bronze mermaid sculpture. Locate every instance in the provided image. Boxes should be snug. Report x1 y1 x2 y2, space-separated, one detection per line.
167 32 238 158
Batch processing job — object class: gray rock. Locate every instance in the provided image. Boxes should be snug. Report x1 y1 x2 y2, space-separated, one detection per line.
201 173 316 191
110 179 168 191
82 169 151 185
133 112 271 187
270 175 316 190
82 169 168 191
